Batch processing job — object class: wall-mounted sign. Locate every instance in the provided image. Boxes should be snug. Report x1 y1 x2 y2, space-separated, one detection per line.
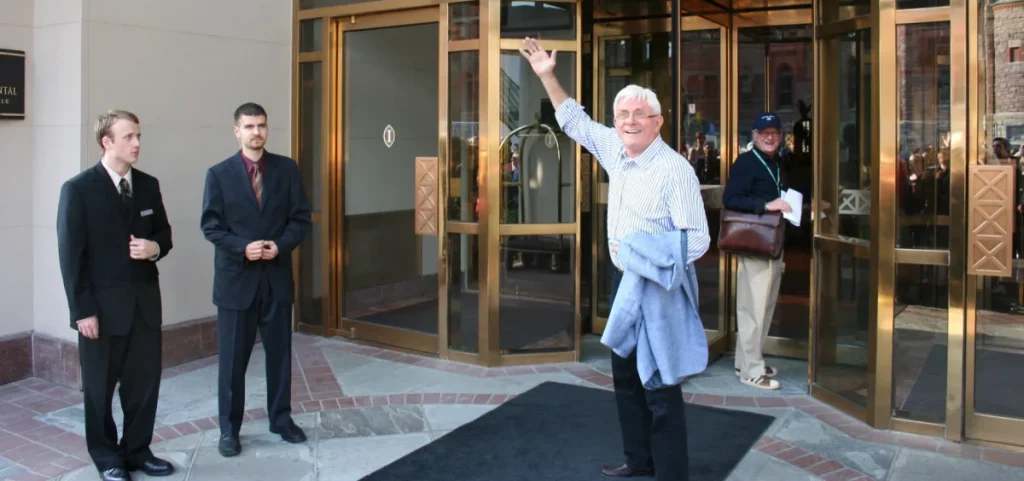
0 49 25 119
383 124 395 148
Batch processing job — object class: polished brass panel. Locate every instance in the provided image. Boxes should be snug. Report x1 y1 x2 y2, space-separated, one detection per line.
891 417 947 438
966 165 1014 277
969 415 1024 447
300 0 441 20
817 15 871 38
944 0 966 442
344 319 439 354
894 6 950 24
733 8 812 27
814 235 871 257
446 221 479 234
437 2 450 358
894 249 950 266
498 224 577 236
415 156 440 236
811 384 869 423
449 39 479 51
499 351 576 366
872 0 897 430
499 39 576 52
479 0 501 365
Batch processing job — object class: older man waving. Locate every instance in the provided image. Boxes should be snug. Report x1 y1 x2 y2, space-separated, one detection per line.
521 38 709 480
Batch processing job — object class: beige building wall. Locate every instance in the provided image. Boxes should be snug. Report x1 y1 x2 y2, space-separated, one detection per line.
1 0 292 347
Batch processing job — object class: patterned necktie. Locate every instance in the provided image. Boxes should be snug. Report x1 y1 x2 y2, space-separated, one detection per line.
119 178 132 204
251 163 263 208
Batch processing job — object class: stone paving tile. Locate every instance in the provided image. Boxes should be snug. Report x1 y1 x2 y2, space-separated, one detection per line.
1 334 1024 480
772 411 897 479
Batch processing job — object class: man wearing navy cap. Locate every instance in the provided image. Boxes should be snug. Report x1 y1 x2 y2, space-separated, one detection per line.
722 113 792 390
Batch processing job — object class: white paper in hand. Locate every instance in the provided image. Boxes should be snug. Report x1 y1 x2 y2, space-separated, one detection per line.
782 189 803 227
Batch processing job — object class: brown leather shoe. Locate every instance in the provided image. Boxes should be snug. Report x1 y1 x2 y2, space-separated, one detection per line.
601 463 655 477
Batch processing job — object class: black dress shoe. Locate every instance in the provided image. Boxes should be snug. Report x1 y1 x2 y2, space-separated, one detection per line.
218 433 241 457
601 463 655 477
271 421 307 444
98 467 131 481
126 457 174 477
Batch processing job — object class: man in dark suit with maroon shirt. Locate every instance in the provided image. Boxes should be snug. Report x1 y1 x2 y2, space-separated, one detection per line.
200 102 311 457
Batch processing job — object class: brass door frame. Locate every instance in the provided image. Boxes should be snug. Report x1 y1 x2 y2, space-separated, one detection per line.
809 8 874 424
589 15 731 359
963 0 1024 448
332 6 449 355
727 8 814 361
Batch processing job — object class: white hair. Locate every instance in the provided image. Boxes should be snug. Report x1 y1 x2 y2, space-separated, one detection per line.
613 85 661 116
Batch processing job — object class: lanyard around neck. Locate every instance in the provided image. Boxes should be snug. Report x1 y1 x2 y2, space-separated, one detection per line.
751 148 781 197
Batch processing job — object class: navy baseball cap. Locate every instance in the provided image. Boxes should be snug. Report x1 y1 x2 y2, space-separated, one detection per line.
753 113 782 131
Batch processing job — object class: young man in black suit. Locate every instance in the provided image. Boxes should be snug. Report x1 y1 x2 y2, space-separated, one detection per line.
200 102 311 457
57 110 175 481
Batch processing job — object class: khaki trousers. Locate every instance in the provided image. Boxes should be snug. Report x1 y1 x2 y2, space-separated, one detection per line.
734 254 783 379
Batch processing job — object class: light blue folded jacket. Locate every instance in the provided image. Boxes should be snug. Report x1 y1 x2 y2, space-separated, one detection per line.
600 229 709 390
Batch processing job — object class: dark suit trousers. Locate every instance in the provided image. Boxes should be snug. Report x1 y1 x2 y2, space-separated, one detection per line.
217 277 293 435
78 307 162 470
609 267 689 480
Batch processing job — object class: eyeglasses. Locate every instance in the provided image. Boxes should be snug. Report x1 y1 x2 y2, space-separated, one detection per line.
615 111 659 121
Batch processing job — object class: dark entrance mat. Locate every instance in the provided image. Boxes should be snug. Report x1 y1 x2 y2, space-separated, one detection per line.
902 344 1024 420
361 381 775 481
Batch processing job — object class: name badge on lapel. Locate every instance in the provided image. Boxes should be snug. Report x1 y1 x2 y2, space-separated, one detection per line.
140 209 154 217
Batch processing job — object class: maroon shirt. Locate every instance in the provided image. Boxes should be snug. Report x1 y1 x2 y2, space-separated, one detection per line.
241 151 265 204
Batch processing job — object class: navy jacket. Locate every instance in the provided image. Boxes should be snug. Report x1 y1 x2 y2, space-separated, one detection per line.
722 146 788 215
200 151 311 310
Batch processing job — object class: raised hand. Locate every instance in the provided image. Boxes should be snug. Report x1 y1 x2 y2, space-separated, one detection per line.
519 37 557 77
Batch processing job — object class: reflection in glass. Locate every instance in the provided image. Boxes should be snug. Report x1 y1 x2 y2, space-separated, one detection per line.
500 235 575 353
736 25 813 151
500 1 575 40
833 30 872 241
681 29 723 185
449 51 480 222
737 24 815 343
499 51 577 224
974 0 1024 422
600 34 672 141
896 23 951 250
892 264 948 423
341 24 440 335
299 62 323 212
300 19 323 53
450 1 480 41
814 252 871 408
448 234 480 353
299 223 323 327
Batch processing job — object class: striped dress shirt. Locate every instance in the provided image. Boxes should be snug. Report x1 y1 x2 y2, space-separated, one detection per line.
555 98 710 268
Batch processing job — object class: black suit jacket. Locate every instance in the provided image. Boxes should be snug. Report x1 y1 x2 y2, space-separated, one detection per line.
200 151 311 310
56 162 173 336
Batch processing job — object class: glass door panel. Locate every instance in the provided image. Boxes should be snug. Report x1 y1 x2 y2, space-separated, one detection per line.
735 21 815 356
590 21 726 344
339 15 442 354
813 28 872 410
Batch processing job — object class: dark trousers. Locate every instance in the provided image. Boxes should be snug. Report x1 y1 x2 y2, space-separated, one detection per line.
79 313 162 470
610 269 690 480
217 278 293 435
